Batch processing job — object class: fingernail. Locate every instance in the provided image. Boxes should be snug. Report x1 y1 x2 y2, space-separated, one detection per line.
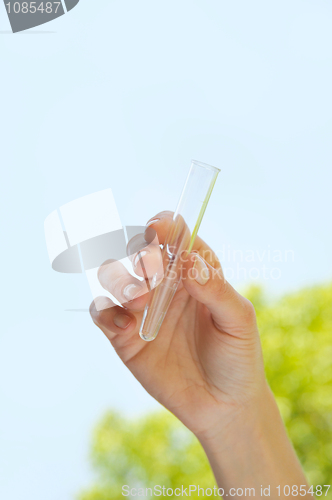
193 255 210 285
134 250 148 268
123 283 142 301
146 218 160 227
113 313 132 329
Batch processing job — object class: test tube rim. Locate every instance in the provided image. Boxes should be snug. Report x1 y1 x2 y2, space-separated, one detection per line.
191 159 221 174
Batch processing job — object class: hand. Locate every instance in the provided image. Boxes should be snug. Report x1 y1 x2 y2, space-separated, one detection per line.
89 210 266 442
90 210 311 498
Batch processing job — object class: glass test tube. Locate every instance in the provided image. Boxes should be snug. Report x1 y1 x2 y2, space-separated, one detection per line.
139 160 220 342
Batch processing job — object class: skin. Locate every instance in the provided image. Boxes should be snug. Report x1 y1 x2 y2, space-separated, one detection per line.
90 211 313 499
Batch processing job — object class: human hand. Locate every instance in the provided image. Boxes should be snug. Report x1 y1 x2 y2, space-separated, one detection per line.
90 210 266 444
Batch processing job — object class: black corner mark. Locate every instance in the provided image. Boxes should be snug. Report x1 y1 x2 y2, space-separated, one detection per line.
64 0 79 12
3 0 80 34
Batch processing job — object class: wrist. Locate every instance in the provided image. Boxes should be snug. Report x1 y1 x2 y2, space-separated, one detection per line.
197 380 273 455
197 382 310 498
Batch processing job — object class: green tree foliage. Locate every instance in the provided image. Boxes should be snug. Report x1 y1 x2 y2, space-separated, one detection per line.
253 284 332 489
79 284 332 500
79 411 215 500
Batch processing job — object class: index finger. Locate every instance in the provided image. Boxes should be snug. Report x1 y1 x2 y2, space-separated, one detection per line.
145 211 221 269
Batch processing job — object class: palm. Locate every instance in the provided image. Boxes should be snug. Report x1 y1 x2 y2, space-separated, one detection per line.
111 284 261 436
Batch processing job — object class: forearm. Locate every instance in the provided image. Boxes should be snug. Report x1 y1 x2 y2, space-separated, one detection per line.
199 383 312 499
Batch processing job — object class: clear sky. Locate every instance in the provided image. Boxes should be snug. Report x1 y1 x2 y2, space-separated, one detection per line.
1 1 332 498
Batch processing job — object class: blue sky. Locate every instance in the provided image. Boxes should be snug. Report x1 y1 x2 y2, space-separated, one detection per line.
1 1 332 498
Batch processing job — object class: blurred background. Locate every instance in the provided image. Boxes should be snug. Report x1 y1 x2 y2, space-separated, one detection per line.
0 0 331 498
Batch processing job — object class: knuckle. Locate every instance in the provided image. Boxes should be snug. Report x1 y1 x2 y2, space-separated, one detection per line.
210 268 227 297
89 300 97 318
89 298 104 326
156 210 174 218
97 259 117 283
111 275 128 299
127 234 149 258
241 298 257 324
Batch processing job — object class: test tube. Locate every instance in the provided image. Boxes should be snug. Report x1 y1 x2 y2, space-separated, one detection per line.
139 160 220 341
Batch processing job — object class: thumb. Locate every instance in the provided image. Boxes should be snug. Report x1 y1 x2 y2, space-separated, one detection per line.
182 253 258 337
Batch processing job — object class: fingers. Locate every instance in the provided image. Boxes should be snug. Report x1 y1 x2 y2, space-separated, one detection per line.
182 252 258 337
90 296 137 336
98 259 148 310
126 233 163 280
145 212 221 269
97 223 165 310
96 209 221 313
90 297 145 361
